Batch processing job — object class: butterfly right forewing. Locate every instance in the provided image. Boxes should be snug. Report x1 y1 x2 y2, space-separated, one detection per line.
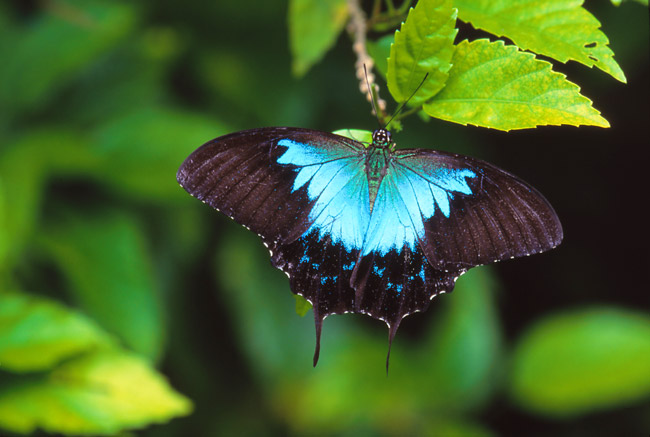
392 149 563 270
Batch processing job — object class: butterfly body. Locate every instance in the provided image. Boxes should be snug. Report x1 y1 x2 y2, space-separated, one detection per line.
178 127 562 366
364 145 390 212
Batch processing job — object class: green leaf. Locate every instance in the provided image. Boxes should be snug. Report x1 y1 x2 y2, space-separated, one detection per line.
417 267 503 408
93 107 227 203
37 211 164 361
367 34 394 79
332 128 373 144
56 30 178 127
387 0 457 105
0 177 9 271
0 292 113 372
294 295 312 317
454 0 626 83
0 350 192 435
0 0 136 118
510 308 650 417
0 129 97 274
288 0 348 77
423 39 609 130
214 228 315 375
612 0 648 5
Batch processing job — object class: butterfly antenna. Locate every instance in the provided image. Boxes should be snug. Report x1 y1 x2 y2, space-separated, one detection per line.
385 73 430 129
363 64 383 129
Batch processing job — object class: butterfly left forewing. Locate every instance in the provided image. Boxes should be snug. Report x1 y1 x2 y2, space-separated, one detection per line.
177 127 363 246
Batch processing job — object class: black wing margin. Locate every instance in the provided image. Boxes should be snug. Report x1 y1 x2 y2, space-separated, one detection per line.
396 149 563 271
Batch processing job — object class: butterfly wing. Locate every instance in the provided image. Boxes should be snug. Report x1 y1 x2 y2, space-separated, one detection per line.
177 127 371 364
179 128 563 367
348 148 563 361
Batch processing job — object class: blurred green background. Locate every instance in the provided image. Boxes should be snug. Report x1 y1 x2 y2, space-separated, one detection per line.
0 0 649 436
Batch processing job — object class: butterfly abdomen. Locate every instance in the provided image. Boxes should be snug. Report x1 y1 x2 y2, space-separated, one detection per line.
365 146 391 213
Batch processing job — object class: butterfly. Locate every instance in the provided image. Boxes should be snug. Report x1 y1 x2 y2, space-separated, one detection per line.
177 127 563 367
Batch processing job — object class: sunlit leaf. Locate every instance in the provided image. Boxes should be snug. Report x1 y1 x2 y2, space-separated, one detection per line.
510 308 650 416
37 211 164 361
332 128 373 144
0 292 113 372
611 0 648 4
288 0 348 76
423 39 609 130
454 0 626 83
387 0 457 105
0 0 136 118
0 350 192 435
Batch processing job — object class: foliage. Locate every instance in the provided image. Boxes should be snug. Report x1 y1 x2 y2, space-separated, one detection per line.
509 308 650 416
0 0 648 435
387 0 457 105
422 39 609 130
0 293 191 435
452 0 626 83
289 0 349 76
292 0 624 130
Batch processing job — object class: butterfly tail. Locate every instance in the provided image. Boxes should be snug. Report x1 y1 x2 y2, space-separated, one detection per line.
312 303 324 367
385 317 403 374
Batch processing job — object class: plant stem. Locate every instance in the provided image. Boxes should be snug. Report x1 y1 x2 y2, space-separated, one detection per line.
347 0 387 119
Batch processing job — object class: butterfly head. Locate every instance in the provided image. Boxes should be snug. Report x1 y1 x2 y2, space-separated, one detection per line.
372 129 393 150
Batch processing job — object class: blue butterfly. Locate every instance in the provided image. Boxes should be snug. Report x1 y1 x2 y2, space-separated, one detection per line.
177 127 562 367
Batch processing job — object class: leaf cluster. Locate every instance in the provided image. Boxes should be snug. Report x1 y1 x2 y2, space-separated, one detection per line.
290 0 628 130
0 1 218 434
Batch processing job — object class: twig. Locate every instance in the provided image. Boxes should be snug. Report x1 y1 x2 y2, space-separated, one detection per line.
346 0 387 119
